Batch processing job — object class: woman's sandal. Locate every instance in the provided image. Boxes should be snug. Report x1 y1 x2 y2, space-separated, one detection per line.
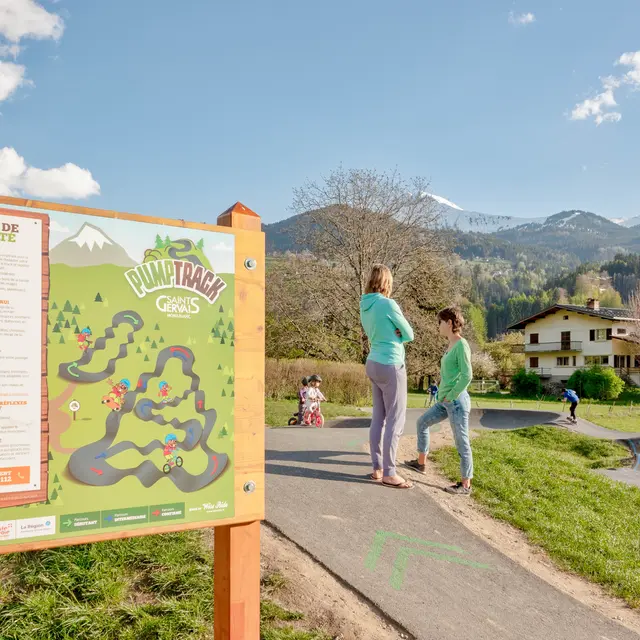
369 473 383 482
382 479 413 489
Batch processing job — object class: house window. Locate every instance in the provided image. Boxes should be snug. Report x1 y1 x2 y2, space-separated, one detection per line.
572 356 577 366
529 357 539 368
557 357 570 366
530 333 539 344
561 331 571 350
617 328 627 335
585 356 610 366
564 315 569 320
590 328 612 342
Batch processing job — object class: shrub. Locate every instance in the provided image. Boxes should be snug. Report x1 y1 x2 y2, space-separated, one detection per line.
567 366 625 400
266 358 371 406
511 368 542 398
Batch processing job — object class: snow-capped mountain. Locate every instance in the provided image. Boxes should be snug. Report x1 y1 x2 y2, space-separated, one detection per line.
426 196 548 233
50 223 135 267
620 215 640 228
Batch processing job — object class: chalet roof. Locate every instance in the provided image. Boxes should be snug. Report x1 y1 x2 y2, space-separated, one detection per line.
507 304 638 331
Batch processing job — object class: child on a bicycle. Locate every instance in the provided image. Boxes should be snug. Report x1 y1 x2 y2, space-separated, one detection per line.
164 433 178 466
303 374 326 426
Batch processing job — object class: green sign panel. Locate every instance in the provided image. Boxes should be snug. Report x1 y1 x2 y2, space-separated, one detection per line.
0 208 236 547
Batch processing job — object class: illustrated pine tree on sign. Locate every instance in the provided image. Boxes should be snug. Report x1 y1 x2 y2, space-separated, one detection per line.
73 305 80 315
53 474 59 484
144 355 150 362
221 389 226 397
59 335 65 344
74 327 80 334
159 337 165 343
64 300 73 312
220 337 226 345
53 323 61 333
136 347 142 354
219 305 224 313
155 234 164 249
145 336 150 343
227 376 233 384
64 320 70 329
154 323 160 330
47 316 51 326
151 341 158 349
56 311 65 322
95 293 103 302
164 235 171 247
72 317 78 326
219 425 228 438
51 302 58 310
218 364 222 370
228 321 234 331
207 335 214 344
197 238 204 250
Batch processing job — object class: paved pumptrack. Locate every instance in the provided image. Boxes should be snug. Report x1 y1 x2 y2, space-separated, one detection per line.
59 311 228 491
266 407 640 639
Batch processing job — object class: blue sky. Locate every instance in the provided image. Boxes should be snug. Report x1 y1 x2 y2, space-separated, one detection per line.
1 0 640 223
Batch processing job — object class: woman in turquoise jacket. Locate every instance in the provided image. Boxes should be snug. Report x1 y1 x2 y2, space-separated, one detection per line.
360 264 414 489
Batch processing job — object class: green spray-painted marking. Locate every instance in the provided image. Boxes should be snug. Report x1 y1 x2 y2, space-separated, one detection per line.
365 531 492 590
67 363 80 378
365 531 464 571
390 547 492 590
123 314 139 325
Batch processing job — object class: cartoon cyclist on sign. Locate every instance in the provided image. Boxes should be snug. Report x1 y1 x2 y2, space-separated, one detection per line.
101 378 131 412
162 433 183 473
77 327 92 352
158 380 172 404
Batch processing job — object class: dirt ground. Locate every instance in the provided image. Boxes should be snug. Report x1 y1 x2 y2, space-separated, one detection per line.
205 526 407 639
395 428 640 637
260 525 408 639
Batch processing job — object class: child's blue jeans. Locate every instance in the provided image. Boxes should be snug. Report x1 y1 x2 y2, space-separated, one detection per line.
416 391 473 479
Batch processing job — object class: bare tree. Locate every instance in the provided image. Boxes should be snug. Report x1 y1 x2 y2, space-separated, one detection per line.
287 167 449 362
629 282 640 344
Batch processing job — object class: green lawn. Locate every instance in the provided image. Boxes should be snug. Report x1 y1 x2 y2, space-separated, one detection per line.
408 393 640 433
265 400 365 427
0 531 329 640
432 427 640 608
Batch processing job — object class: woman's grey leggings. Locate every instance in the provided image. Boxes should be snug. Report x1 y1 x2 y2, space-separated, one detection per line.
366 360 408 476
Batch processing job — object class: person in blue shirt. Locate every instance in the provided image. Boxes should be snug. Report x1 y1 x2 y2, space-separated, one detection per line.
561 388 579 423
426 382 439 407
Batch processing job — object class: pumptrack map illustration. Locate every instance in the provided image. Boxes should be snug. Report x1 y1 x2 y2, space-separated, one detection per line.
58 310 228 492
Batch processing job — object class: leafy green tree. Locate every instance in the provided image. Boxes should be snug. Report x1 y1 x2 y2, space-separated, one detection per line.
511 369 542 398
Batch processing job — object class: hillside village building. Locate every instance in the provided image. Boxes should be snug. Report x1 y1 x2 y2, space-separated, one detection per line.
508 299 640 386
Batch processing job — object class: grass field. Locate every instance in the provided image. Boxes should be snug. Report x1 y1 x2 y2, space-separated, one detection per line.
0 531 329 640
407 393 640 433
265 400 365 427
433 427 640 608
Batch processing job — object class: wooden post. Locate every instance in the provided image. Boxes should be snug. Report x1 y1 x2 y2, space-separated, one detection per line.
214 521 261 639
214 202 264 640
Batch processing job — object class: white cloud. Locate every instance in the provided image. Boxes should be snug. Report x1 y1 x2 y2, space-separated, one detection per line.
0 147 100 199
0 43 21 58
49 219 69 233
571 50 640 125
0 60 29 101
509 11 536 26
0 0 64 43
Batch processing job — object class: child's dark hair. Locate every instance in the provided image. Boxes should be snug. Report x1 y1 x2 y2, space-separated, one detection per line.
302 377 309 386
437 306 465 333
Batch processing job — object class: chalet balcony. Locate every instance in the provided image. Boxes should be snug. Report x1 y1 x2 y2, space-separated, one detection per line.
528 368 552 378
512 341 583 353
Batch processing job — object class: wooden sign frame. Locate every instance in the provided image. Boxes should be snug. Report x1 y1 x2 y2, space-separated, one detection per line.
0 196 264 639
